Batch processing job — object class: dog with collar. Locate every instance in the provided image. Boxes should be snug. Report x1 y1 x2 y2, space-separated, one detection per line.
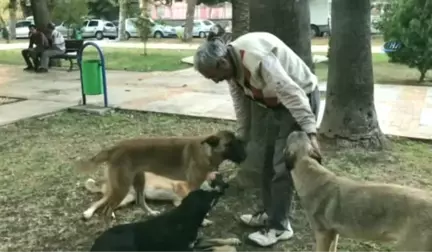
90 172 241 251
285 131 432 252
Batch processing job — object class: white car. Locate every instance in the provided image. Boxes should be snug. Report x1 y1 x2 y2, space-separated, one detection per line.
7 19 34 39
175 19 215 38
123 17 176 40
81 19 117 40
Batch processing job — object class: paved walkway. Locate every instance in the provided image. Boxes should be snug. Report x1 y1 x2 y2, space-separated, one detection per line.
0 64 430 139
0 39 385 53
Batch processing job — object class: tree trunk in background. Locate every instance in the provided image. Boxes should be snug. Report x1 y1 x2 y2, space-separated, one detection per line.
234 0 313 189
31 0 60 67
318 0 387 149
30 0 51 32
229 0 260 189
8 0 17 40
231 0 249 40
20 0 33 17
117 0 127 40
183 0 196 42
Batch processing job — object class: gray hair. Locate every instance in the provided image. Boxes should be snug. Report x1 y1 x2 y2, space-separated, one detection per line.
193 39 228 73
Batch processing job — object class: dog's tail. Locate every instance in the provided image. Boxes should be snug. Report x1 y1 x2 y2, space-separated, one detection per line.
75 148 113 173
84 178 102 193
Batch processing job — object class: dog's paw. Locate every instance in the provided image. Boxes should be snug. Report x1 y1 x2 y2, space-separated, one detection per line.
148 209 161 216
201 219 214 227
225 238 241 246
82 210 93 220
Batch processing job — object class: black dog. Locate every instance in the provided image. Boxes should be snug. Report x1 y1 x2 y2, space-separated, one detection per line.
90 174 230 251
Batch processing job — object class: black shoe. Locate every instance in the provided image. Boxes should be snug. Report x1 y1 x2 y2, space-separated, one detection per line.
23 66 34 71
36 68 48 73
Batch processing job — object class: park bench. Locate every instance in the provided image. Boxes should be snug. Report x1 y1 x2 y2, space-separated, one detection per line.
50 39 84 72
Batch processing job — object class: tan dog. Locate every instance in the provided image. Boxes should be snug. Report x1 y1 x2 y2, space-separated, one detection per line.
76 130 246 224
285 131 432 252
82 172 191 220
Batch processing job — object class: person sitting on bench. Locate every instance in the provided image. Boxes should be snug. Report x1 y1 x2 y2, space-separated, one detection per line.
36 23 65 73
22 25 48 71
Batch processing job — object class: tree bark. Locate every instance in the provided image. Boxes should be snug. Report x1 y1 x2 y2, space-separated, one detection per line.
231 0 249 40
419 68 427 83
234 0 314 189
318 0 387 149
183 0 196 42
8 0 17 40
229 0 261 189
117 0 127 40
30 0 51 32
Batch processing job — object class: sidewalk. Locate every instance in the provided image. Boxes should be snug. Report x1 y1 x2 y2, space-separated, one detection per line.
0 65 430 139
0 39 385 53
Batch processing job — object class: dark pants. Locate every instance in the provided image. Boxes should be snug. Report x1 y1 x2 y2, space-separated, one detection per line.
262 86 320 230
21 48 42 68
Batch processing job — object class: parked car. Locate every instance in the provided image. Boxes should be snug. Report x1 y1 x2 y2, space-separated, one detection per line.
174 19 215 38
122 17 176 40
81 19 117 40
6 19 34 39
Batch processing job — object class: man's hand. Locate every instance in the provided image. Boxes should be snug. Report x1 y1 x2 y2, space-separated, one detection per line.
308 133 321 155
206 171 219 181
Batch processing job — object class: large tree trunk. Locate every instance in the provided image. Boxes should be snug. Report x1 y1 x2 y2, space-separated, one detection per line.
117 0 127 41
8 0 17 40
229 0 256 188
231 0 249 40
30 0 51 32
318 0 387 149
183 0 196 42
234 0 313 189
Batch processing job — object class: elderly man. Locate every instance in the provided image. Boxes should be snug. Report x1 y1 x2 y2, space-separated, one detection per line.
37 23 65 73
193 32 321 247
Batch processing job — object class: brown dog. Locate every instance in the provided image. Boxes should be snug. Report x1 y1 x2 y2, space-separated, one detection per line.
82 172 191 220
76 130 246 224
285 131 432 252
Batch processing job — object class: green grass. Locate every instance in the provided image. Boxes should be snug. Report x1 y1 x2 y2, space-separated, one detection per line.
0 48 194 72
315 53 432 85
0 110 431 251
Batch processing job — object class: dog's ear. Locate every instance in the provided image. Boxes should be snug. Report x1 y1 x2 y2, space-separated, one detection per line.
309 148 323 164
202 135 220 148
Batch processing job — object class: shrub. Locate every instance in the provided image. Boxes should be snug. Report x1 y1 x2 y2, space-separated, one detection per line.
377 0 432 82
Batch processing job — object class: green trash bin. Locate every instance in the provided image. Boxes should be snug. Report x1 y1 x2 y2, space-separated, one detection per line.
82 59 103 95
75 29 82 40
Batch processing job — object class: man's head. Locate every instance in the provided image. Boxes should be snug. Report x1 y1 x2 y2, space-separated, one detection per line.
193 38 234 83
46 22 56 32
28 24 36 34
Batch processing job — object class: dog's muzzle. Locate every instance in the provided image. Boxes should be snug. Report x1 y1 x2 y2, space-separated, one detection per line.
200 173 229 207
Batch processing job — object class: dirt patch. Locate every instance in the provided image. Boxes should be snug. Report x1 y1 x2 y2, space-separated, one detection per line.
0 111 431 251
